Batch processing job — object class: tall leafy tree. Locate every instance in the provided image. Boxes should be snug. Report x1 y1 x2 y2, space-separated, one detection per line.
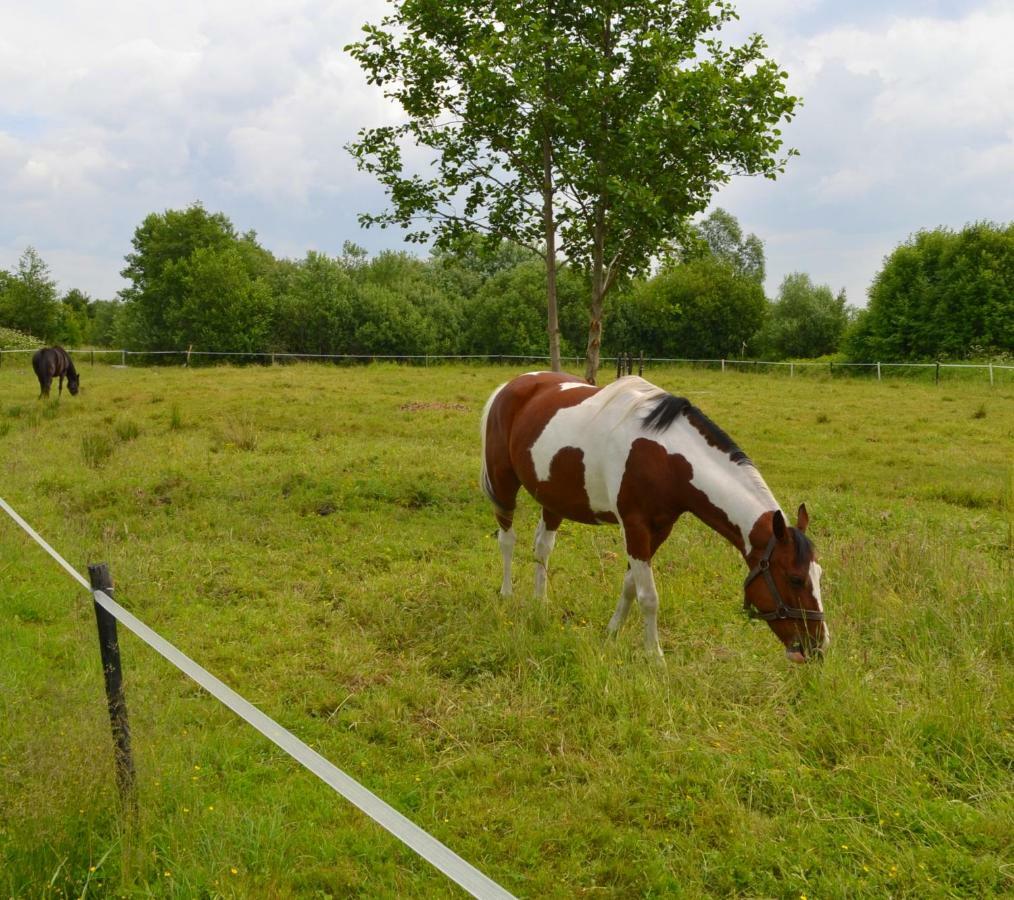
347 0 798 381
845 222 1014 360
765 272 851 359
690 208 765 283
120 203 277 351
0 247 60 340
610 256 766 358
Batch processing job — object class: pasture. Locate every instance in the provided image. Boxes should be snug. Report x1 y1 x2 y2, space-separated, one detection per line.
0 361 1010 898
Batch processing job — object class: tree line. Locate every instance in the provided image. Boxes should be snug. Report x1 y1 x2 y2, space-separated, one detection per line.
1 204 1010 362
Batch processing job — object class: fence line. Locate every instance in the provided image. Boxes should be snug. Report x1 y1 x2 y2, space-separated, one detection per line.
0 496 515 900
1 345 1010 376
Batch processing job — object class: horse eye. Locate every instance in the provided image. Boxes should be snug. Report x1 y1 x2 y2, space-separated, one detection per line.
788 575 805 588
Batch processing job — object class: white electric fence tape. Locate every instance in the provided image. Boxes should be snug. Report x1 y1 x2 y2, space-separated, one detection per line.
0 496 515 900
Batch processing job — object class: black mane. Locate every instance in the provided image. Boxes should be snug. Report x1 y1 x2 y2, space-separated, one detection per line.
793 528 815 564
643 393 752 466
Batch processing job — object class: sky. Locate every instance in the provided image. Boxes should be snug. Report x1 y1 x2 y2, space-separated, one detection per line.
2 0 1012 308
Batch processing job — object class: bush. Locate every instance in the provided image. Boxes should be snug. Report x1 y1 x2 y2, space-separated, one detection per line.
0 326 43 351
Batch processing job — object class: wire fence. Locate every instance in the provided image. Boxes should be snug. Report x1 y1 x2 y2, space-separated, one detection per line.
1 346 1012 383
0 496 515 900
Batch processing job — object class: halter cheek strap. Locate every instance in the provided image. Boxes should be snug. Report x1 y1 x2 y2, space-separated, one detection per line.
743 536 825 623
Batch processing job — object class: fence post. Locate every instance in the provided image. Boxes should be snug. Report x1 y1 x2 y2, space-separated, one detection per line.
87 563 137 815
935 361 940 385
790 362 794 378
877 362 881 382
638 351 643 377
121 350 126 367
829 361 833 377
721 358 725 374
989 363 994 386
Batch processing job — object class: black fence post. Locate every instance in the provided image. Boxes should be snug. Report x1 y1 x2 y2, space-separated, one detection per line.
935 361 940 385
87 563 137 815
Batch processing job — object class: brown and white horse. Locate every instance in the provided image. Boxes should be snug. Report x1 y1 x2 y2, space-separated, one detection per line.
480 372 829 662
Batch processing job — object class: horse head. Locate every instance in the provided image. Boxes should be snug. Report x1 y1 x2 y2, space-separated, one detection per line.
67 371 80 395
744 504 829 663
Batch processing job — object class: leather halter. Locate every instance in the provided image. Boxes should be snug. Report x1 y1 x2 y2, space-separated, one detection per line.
743 536 825 623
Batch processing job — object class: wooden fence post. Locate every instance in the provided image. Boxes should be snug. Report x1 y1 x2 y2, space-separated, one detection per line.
877 362 881 382
87 563 137 815
935 361 940 385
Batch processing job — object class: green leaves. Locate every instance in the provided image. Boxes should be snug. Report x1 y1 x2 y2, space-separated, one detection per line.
846 223 1014 361
346 1 800 379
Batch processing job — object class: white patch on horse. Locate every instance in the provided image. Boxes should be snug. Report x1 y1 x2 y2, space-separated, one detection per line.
559 382 590 392
810 561 824 613
529 377 778 544
530 378 660 516
655 416 778 551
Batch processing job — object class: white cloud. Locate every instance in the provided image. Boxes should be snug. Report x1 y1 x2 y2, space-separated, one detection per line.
1 0 1013 308
714 0 1014 305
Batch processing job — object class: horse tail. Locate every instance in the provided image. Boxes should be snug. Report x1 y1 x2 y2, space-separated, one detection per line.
479 382 508 510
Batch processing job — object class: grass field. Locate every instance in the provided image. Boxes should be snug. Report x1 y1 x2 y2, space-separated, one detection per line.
0 360 1011 898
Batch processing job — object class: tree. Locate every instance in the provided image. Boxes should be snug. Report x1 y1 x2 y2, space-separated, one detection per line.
765 272 850 359
57 288 92 346
844 222 1014 360
88 300 123 347
347 0 798 382
610 256 766 358
0 247 60 340
464 258 589 358
120 203 278 350
690 208 765 283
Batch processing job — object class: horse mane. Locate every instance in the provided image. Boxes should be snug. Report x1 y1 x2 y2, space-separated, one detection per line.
792 528 815 564
643 392 752 467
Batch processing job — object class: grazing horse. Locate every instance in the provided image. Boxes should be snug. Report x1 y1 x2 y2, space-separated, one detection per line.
32 346 80 398
480 372 829 662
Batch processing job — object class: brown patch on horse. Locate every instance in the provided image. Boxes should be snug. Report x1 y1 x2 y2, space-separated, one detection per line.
529 445 617 525
483 373 593 525
617 438 745 558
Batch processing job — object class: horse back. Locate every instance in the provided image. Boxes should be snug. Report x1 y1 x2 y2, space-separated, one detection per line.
487 373 594 460
34 346 73 375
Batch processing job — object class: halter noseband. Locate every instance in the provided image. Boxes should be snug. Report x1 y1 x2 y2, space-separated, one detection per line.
743 536 825 623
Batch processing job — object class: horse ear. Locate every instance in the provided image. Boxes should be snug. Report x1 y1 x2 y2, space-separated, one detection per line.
796 503 809 533
772 510 788 542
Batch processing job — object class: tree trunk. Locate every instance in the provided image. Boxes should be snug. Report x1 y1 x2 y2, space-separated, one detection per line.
543 115 561 372
583 213 607 384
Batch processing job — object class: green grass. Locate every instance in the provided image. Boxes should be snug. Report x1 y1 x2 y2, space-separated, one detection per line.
0 362 1011 898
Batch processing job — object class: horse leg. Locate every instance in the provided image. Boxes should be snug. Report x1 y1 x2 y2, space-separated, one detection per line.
607 565 636 637
484 442 521 597
623 519 675 659
498 520 516 597
533 510 561 599
58 374 64 397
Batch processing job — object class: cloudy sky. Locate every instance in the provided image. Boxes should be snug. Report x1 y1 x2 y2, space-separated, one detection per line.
2 0 1012 307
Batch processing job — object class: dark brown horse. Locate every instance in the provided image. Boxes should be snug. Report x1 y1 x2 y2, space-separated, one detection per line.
32 346 80 398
